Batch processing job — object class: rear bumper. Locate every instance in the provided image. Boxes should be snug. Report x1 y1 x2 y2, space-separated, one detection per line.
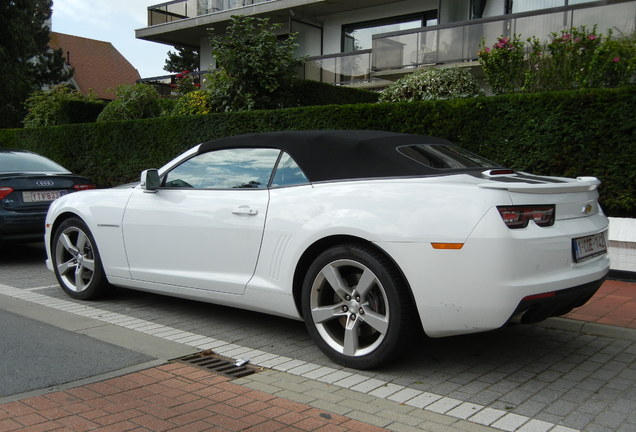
375 208 610 337
0 210 46 242
509 276 606 324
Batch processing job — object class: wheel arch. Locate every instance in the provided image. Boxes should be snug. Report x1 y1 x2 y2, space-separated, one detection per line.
292 235 420 324
48 211 84 249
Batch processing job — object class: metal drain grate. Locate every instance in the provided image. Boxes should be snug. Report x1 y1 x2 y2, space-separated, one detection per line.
172 350 259 379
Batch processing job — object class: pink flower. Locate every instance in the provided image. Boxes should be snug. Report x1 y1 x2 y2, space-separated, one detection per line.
485 47 491 53
613 57 621 62
588 34 597 41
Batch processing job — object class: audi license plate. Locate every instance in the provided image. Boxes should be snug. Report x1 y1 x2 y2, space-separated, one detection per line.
23 190 67 203
572 231 607 263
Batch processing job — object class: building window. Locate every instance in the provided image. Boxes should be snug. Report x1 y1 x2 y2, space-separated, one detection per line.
342 11 438 52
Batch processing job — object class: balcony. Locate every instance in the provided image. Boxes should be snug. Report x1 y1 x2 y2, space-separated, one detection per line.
148 0 276 26
303 0 635 86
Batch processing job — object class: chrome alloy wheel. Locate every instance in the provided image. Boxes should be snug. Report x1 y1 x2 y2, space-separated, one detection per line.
309 259 390 357
54 226 96 293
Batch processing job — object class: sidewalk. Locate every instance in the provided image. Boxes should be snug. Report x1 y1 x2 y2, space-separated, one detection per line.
563 278 636 329
1 278 634 432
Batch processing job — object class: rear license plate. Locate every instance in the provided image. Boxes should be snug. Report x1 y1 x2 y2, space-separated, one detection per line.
572 231 607 263
22 190 67 203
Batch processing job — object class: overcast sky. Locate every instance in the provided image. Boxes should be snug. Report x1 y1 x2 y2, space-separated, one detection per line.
51 0 175 78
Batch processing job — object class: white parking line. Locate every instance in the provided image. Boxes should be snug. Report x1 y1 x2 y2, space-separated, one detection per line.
0 283 578 432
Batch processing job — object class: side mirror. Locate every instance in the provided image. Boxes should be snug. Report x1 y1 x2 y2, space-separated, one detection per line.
140 169 160 193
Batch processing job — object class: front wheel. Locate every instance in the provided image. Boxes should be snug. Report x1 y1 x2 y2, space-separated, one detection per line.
51 217 110 300
301 244 413 369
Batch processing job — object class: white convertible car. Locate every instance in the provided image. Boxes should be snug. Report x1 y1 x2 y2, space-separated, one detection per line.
45 130 609 369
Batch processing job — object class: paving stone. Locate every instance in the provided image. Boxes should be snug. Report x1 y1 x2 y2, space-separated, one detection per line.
516 419 553 432
490 413 529 432
3 264 636 432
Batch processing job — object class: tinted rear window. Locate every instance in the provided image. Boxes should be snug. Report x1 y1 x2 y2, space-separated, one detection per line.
0 151 70 174
397 144 499 170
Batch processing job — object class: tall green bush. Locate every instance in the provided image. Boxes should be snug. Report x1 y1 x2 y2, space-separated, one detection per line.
207 15 303 111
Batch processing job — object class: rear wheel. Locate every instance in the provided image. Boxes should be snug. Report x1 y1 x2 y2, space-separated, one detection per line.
52 217 110 300
301 243 413 369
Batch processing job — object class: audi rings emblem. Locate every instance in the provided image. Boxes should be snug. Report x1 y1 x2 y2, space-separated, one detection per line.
36 180 55 187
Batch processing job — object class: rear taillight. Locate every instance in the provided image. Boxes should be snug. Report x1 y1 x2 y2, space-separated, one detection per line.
497 205 555 229
73 184 96 191
0 187 14 200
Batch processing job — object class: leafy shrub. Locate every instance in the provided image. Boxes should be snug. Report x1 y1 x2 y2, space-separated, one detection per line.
23 85 105 128
157 98 178 116
477 36 526 94
97 84 162 122
378 67 484 102
171 70 201 96
172 90 215 115
479 27 636 94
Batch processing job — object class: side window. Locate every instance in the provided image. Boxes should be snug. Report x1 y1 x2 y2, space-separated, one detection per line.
163 148 281 189
271 152 310 187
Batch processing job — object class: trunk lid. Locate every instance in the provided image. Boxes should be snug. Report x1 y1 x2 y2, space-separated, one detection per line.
0 174 91 212
478 172 601 220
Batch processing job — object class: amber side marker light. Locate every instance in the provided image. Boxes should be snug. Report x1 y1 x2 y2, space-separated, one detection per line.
431 243 464 250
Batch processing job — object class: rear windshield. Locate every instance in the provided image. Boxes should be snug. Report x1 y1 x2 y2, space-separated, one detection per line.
0 151 70 174
397 144 500 170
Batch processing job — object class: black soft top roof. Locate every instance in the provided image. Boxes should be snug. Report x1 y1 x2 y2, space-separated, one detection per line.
198 130 458 182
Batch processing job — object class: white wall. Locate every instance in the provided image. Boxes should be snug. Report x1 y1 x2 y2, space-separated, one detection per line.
608 218 636 272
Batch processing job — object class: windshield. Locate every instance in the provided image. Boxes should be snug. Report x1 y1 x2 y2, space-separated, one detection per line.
397 144 500 170
0 151 70 174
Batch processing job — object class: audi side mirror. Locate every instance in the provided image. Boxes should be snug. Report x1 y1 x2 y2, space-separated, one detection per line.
140 169 160 193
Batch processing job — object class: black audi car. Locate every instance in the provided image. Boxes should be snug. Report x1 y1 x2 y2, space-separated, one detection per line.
0 149 95 243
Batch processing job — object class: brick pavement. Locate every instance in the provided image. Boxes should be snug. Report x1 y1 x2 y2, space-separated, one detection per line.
564 279 636 329
0 277 634 432
0 363 388 432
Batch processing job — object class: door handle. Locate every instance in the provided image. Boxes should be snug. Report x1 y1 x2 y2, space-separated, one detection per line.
232 205 258 216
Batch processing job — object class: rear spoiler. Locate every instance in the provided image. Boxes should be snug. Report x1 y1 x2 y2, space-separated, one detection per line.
478 175 601 194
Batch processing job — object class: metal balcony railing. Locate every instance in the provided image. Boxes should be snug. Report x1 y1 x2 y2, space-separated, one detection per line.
148 0 277 26
372 1 635 71
301 1 634 85
301 50 376 86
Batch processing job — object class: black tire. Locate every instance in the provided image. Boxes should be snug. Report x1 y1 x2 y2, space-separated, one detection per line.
51 217 110 300
301 243 413 369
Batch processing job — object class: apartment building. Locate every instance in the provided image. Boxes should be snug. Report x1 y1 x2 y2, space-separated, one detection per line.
136 0 635 87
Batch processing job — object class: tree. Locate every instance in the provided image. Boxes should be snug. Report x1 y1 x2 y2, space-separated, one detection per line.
164 46 200 73
0 0 72 128
207 15 302 111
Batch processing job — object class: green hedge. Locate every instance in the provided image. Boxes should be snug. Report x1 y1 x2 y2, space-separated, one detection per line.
3 86 635 216
0 128 19 148
291 80 379 106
